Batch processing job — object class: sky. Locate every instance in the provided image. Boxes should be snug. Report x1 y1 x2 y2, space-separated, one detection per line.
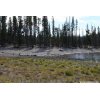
7 16 100 29
51 16 100 30
75 16 100 29
49 16 100 35
6 16 100 35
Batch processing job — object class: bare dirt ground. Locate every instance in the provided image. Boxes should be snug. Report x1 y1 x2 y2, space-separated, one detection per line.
0 46 100 57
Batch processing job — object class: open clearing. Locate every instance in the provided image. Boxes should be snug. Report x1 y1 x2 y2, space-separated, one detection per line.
0 57 100 82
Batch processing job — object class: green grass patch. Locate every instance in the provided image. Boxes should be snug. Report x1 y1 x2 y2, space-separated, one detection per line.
0 57 100 82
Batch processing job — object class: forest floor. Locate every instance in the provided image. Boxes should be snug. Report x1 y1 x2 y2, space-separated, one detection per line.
0 46 100 57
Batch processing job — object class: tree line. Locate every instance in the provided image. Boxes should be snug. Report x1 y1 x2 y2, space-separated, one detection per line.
0 16 100 49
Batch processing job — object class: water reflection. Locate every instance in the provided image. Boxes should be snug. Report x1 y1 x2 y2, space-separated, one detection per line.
67 53 100 62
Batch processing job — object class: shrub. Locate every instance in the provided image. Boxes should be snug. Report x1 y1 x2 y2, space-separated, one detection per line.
65 70 73 76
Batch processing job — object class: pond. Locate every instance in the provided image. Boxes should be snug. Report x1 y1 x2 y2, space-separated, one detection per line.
66 53 100 62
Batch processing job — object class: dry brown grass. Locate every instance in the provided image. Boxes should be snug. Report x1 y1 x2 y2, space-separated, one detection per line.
0 57 100 82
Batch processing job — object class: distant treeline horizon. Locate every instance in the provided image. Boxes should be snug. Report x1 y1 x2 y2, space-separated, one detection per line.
0 16 100 48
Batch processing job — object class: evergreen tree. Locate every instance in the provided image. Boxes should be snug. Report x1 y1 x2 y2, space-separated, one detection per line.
1 16 100 49
42 16 49 47
97 26 100 47
23 16 29 47
13 16 18 47
7 17 13 44
62 24 67 47
48 23 51 47
71 17 75 47
17 16 23 47
33 16 37 46
91 27 97 48
52 16 55 47
37 18 41 47
75 19 78 47
28 16 33 47
56 27 60 47
0 17 2 46
68 16 71 48
78 33 82 48
85 24 91 48
0 16 7 46
60 25 64 47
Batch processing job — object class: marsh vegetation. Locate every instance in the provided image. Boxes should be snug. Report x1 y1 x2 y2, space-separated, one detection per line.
0 57 100 82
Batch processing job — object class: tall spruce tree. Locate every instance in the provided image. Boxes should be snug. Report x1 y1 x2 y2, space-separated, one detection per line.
97 26 100 47
17 16 23 47
33 16 37 46
86 24 91 48
1 16 7 46
75 19 78 47
0 17 2 46
37 17 41 47
28 16 33 47
7 17 13 44
52 16 55 47
23 16 29 47
42 16 49 47
92 27 97 47
13 16 18 47
48 23 51 47
2 16 100 49
71 17 75 47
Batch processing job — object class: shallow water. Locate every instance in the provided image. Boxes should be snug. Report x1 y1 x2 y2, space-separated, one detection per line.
67 53 100 62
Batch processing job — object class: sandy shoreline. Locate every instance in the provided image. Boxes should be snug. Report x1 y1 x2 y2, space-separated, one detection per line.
0 47 100 57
